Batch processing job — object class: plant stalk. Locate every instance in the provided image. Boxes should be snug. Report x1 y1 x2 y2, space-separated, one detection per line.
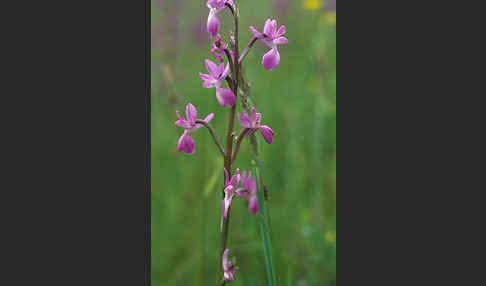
220 2 240 285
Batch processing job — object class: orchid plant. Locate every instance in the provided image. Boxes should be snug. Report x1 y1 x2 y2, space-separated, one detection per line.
174 1 287 284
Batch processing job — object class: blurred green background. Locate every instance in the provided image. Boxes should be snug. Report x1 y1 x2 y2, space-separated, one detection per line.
151 0 335 285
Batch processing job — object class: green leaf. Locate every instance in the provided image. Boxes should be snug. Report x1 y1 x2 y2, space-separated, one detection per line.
250 134 277 286
204 159 223 197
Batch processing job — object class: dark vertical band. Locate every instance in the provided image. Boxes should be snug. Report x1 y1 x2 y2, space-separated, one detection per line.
145 0 151 284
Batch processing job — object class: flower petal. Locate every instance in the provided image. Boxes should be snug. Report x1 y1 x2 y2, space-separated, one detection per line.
250 106 260 126
249 196 259 215
221 63 231 79
246 171 256 192
199 72 210 81
270 20 277 35
254 112 262 126
258 125 274 144
223 271 235 283
236 171 253 199
274 36 288 45
229 168 240 188
263 19 274 36
222 248 230 270
186 103 197 124
213 34 227 49
238 111 252 128
204 113 214 123
193 112 214 131
177 131 195 154
241 171 248 189
217 62 226 77
176 110 185 121
211 48 224 63
262 48 280 70
200 73 216 88
249 26 263 38
202 79 216 88
250 173 256 192
216 88 236 107
205 59 219 76
175 119 191 129
235 189 250 199
207 10 220 38
222 193 234 220
175 110 191 129
276 25 286 37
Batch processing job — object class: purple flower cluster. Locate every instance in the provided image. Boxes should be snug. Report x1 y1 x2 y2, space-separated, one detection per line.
172 1 287 282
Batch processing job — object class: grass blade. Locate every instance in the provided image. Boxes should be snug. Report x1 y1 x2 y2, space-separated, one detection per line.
250 134 277 286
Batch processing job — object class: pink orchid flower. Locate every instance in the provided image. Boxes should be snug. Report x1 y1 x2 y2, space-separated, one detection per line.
211 34 227 63
206 0 233 38
238 106 274 144
222 248 237 283
222 168 240 220
237 171 259 215
249 19 288 70
175 103 214 154
199 59 236 107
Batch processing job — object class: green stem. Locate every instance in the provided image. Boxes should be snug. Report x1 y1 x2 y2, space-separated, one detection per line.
220 2 240 286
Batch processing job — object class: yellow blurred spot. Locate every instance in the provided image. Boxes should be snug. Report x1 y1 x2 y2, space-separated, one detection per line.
323 12 336 26
325 231 336 244
303 0 322 11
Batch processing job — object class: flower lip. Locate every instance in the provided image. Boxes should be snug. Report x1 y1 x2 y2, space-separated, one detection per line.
224 184 234 193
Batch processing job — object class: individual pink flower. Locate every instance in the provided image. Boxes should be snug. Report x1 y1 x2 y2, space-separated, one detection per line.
222 168 240 220
238 106 274 144
211 34 235 63
199 59 236 107
249 19 288 70
222 248 237 283
236 171 259 215
175 103 214 154
206 0 233 38
211 34 227 63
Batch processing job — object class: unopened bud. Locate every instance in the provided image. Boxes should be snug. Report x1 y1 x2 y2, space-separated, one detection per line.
229 32 236 49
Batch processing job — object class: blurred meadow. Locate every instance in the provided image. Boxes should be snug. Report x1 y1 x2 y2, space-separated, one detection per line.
151 0 335 285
